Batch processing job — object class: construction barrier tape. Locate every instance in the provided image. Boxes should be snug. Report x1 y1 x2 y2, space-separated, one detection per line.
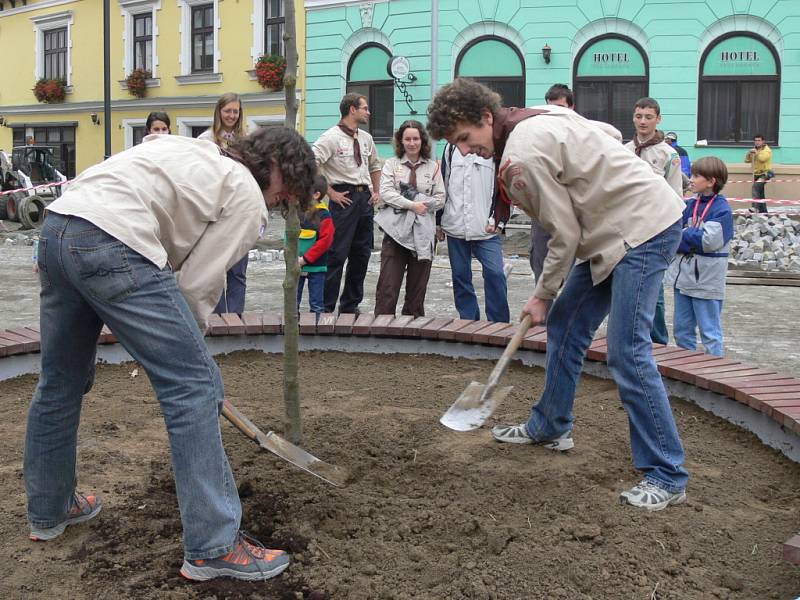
0 179 71 198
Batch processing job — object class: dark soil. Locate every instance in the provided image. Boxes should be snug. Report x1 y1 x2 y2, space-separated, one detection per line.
1 351 799 599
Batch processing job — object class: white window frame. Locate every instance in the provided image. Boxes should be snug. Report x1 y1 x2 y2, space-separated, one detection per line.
247 114 286 132
177 0 220 76
176 116 213 137
119 0 161 78
31 11 74 85
251 0 285 65
122 118 148 149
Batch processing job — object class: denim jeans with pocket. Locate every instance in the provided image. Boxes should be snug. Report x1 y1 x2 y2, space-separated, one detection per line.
673 289 724 356
24 213 241 560
297 270 326 315
525 221 688 492
446 234 510 323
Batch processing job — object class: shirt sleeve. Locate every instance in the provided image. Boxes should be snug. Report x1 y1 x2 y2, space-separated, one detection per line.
425 163 446 211
177 204 265 330
368 137 382 173
312 132 334 166
664 151 684 196
303 214 334 264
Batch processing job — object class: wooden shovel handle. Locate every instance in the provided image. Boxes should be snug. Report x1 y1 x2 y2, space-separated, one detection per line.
221 398 261 442
484 315 533 392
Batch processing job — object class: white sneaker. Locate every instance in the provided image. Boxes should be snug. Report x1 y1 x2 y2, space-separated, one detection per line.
491 424 574 451
619 480 687 511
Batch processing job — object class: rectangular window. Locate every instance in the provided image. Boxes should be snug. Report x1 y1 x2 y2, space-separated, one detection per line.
699 79 778 144
346 82 394 143
574 80 647 141
29 126 75 178
43 27 68 80
191 125 209 138
132 127 147 146
191 4 214 72
133 14 153 72
265 0 285 57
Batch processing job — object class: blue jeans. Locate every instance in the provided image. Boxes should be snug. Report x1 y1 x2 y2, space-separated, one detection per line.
25 213 241 560
673 289 724 356
297 271 325 316
526 221 688 492
651 286 669 345
214 254 248 314
446 235 510 323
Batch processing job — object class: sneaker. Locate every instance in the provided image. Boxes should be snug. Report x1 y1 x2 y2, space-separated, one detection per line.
29 492 102 541
491 423 574 451
619 480 687 511
180 532 290 582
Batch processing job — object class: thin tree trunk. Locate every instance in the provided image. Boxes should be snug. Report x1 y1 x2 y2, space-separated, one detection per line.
282 203 302 443
283 0 299 128
281 0 302 442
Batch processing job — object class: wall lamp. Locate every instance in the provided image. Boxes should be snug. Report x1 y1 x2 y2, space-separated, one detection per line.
90 112 100 125
0 116 6 127
542 43 552 64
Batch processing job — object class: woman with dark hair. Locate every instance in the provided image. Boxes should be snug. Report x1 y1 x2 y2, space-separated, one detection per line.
24 126 317 582
145 111 171 135
198 93 250 314
199 92 245 149
373 120 444 317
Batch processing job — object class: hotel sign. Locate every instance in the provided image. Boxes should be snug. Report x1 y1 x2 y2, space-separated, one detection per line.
577 38 646 77
704 36 776 76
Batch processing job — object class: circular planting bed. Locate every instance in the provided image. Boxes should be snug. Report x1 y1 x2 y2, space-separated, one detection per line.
1 350 799 599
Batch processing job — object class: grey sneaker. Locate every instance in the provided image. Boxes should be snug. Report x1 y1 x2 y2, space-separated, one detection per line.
180 531 290 582
619 480 687 511
491 423 574 451
29 492 102 541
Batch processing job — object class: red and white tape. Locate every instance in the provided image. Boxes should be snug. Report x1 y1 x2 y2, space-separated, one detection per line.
0 179 71 198
727 178 800 184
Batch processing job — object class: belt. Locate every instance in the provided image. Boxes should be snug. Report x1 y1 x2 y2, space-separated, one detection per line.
332 183 369 193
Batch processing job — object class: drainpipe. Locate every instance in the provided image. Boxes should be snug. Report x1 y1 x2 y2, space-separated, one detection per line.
431 0 439 93
103 0 111 159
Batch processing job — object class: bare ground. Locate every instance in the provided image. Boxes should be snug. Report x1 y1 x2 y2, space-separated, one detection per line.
1 351 799 600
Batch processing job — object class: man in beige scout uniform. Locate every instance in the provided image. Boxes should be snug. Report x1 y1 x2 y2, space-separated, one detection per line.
624 97 683 345
313 92 382 315
24 127 318 582
427 78 689 511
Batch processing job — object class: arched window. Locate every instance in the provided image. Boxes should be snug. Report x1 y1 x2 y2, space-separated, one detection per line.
573 35 649 140
455 36 525 108
346 44 393 142
698 33 779 144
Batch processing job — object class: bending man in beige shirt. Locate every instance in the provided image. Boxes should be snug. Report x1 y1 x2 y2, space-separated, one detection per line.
428 78 689 512
24 128 317 582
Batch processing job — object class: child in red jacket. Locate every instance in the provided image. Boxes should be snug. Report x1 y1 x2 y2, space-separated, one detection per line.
297 175 334 318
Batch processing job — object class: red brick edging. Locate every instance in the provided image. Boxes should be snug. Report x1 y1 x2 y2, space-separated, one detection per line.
2 311 799 564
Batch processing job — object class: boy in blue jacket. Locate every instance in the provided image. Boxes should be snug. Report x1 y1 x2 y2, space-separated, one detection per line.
665 156 733 356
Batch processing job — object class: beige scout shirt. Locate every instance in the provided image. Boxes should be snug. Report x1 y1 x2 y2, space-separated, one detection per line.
498 111 684 300
48 134 268 328
312 125 381 187
624 138 683 196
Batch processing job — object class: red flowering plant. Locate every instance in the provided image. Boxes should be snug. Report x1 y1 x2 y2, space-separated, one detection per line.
255 54 286 91
32 78 67 103
125 69 151 98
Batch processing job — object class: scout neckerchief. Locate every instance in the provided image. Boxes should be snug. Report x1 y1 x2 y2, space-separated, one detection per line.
633 130 664 156
337 121 362 167
402 157 424 188
691 194 717 227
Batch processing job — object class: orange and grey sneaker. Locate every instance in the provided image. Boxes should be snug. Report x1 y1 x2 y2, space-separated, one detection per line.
29 492 102 541
180 531 290 582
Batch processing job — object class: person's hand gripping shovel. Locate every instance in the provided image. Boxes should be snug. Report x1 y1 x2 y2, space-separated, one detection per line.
440 314 534 431
221 398 348 487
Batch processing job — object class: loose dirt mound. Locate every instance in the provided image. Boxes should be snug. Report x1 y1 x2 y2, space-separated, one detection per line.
1 351 798 599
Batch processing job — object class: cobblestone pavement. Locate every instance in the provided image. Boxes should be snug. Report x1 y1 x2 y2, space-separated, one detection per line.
2 233 797 376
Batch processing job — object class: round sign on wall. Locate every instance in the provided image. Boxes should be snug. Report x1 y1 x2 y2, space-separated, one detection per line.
387 56 411 80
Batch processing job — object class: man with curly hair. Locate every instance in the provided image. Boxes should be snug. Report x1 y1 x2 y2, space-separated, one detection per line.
24 126 317 581
428 78 690 511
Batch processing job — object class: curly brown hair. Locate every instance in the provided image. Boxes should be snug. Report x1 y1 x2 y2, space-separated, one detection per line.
426 78 502 140
230 126 318 211
393 120 432 159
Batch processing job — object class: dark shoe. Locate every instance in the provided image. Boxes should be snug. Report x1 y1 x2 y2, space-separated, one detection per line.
29 492 102 541
180 531 290 582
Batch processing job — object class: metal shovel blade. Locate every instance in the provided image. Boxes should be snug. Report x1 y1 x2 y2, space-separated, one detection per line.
221 399 348 487
255 430 349 487
439 381 514 431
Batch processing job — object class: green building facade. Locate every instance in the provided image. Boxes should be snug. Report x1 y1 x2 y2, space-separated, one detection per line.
304 0 798 164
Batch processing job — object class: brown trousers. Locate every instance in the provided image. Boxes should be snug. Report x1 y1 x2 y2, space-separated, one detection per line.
374 235 432 317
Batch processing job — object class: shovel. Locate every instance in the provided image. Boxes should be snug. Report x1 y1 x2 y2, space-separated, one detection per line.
221 398 348 487
440 315 533 431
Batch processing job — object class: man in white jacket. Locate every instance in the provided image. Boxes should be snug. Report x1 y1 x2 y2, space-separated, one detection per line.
438 143 510 322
